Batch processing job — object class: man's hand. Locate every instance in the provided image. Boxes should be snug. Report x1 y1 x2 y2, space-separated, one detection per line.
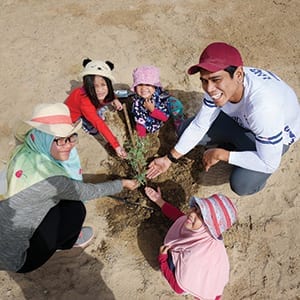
146 156 172 179
202 148 229 171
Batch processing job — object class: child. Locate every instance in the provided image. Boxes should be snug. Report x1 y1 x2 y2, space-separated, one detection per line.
145 186 237 300
131 65 184 137
65 58 127 159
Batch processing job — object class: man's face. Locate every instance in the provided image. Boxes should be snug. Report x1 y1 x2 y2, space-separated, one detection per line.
199 67 244 106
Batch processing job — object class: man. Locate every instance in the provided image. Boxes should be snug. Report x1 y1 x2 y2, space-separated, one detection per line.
147 42 300 195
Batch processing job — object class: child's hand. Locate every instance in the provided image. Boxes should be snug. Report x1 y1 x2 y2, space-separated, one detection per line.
145 186 165 207
122 179 140 190
159 245 170 254
144 99 155 112
115 146 127 159
112 99 123 111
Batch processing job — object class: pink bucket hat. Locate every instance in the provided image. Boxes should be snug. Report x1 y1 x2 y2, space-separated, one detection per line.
189 193 237 239
188 42 243 74
24 103 82 137
131 65 162 91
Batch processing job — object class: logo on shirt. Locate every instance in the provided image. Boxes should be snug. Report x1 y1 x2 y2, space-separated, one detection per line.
284 125 296 145
249 68 281 81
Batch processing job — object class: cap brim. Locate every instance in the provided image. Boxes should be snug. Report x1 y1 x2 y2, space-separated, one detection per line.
188 62 229 74
188 64 202 75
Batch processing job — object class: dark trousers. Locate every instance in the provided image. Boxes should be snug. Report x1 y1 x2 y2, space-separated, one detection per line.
178 112 289 196
17 200 86 273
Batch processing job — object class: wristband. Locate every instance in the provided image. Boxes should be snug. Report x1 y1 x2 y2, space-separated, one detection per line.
167 152 179 164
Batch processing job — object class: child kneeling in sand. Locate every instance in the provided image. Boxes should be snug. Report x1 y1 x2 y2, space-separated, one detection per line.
65 58 127 159
131 65 184 137
145 186 237 300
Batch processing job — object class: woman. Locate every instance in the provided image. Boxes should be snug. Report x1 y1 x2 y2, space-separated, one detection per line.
0 103 138 273
145 186 237 300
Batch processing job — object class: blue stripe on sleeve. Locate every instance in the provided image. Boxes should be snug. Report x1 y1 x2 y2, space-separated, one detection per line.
203 98 216 108
255 131 283 145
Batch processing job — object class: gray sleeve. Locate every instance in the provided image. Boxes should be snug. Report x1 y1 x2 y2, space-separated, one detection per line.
45 176 123 202
0 176 123 271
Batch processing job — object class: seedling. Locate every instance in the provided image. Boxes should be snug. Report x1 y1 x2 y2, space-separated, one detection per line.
125 133 150 185
122 103 150 185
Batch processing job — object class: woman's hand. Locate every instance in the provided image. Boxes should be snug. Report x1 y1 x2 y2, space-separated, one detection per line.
115 146 127 159
112 99 123 111
122 179 140 190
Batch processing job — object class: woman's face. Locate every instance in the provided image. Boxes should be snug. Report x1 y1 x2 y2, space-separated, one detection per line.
184 206 203 231
94 75 108 102
50 133 78 161
135 84 156 100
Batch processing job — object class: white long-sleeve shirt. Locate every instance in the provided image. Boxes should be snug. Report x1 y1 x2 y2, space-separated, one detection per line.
175 67 300 173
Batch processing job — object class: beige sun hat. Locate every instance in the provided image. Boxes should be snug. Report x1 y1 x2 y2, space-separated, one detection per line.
80 60 116 83
22 103 82 137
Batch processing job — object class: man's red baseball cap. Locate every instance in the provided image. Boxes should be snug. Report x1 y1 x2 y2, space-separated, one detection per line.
188 42 243 74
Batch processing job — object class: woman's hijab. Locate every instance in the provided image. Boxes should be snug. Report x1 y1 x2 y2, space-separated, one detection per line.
5 129 82 197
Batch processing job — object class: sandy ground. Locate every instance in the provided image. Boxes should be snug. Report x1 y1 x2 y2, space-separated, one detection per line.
0 0 300 299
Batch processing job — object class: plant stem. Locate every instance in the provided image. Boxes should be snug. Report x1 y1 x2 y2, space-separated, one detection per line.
122 103 135 147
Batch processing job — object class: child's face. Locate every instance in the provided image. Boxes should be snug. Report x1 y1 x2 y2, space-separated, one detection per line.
135 84 156 100
94 75 108 102
184 206 203 231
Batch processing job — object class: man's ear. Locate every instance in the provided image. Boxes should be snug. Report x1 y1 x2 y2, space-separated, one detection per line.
235 66 244 82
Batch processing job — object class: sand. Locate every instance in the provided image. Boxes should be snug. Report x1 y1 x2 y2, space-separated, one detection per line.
0 0 299 299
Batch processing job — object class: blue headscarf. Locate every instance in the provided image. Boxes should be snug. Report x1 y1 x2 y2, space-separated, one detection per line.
6 129 82 197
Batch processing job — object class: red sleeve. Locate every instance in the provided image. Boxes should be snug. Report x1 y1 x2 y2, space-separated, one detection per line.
136 123 147 137
158 253 185 294
161 202 185 222
150 108 169 122
81 99 120 149
65 88 120 149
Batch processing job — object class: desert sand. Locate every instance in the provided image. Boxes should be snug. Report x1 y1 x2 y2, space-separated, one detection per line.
0 0 299 299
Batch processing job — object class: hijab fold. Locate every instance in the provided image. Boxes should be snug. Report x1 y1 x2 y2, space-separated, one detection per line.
164 215 229 300
5 129 82 198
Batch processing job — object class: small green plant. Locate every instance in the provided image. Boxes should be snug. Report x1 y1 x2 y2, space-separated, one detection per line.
125 133 150 185
121 103 151 185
